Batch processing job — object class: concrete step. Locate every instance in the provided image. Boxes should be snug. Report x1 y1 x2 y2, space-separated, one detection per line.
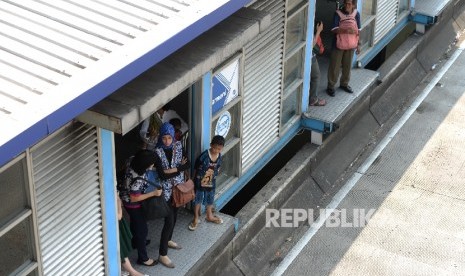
303 67 379 126
233 177 323 275
302 65 379 135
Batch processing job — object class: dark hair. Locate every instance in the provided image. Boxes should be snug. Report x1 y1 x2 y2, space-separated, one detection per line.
161 103 171 111
130 149 156 175
314 20 322 35
342 0 356 10
211 135 225 146
169 118 182 129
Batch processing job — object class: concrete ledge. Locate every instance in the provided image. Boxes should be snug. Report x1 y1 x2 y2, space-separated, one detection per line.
231 143 316 257
453 0 465 30
417 16 458 72
233 177 323 275
187 224 236 276
370 59 428 125
309 92 371 173
375 33 421 93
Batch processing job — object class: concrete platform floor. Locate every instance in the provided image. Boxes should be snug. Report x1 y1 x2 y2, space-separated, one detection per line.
126 208 237 276
303 55 379 124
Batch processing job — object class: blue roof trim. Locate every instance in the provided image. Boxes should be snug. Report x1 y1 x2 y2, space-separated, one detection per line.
0 0 252 168
0 119 49 167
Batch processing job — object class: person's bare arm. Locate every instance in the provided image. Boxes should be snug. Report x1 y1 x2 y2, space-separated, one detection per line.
116 194 123 220
313 22 324 47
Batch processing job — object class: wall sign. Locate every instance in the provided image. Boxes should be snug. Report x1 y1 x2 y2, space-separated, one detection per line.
215 111 232 138
212 59 239 115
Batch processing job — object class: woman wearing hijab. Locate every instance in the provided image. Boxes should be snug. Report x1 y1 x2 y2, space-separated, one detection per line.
153 122 190 268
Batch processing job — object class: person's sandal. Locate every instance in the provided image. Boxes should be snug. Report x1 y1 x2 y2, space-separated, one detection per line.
168 240 182 250
188 220 198 231
310 98 326 106
206 216 224 224
158 256 175 268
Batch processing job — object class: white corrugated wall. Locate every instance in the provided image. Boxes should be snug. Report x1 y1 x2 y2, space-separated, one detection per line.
242 0 285 172
31 122 105 276
374 0 399 44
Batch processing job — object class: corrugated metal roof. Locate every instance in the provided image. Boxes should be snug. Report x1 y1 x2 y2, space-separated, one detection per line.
77 7 271 135
0 0 232 151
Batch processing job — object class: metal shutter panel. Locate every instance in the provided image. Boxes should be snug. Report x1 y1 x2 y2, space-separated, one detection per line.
31 122 105 276
374 0 399 44
242 0 285 172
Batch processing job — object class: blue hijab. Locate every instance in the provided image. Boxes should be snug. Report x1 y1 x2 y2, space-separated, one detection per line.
157 122 175 149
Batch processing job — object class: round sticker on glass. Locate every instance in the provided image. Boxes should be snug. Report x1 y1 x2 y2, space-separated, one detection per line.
215 111 231 137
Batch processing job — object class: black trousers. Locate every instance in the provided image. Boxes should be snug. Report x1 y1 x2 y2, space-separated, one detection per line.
126 207 149 262
159 200 178 256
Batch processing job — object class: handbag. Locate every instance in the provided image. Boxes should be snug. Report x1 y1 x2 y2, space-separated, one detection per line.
131 176 170 220
172 178 195 208
141 195 170 220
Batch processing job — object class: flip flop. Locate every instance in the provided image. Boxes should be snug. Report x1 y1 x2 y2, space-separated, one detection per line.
310 98 326 106
206 216 224 224
188 221 198 231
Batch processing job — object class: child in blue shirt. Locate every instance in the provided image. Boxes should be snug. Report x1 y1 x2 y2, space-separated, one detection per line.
188 135 225 230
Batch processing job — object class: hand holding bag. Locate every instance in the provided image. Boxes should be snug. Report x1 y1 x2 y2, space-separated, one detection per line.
132 176 170 220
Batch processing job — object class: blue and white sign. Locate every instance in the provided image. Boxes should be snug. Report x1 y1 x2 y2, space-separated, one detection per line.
212 59 239 115
215 111 232 138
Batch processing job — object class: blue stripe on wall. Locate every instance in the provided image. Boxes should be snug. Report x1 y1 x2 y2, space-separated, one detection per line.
202 72 213 151
100 129 119 276
302 3 316 113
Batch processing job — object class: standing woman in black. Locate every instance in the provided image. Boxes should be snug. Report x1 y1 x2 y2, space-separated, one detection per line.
120 150 162 267
153 122 190 268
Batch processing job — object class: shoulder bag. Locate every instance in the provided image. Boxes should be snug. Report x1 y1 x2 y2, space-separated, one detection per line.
132 176 170 220
172 175 195 208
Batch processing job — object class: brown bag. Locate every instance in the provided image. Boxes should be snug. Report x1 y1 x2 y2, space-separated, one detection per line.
172 179 195 207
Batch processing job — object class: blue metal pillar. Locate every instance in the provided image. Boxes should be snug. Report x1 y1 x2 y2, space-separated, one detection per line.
100 129 119 276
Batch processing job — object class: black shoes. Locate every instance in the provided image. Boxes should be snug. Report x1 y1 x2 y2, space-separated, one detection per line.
326 88 335 97
137 258 158 266
340 85 354 93
327 85 354 97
